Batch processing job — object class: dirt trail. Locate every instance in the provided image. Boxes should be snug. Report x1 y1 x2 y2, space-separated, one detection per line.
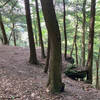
0 45 100 100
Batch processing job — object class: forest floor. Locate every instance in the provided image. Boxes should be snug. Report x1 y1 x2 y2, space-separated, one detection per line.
0 45 100 100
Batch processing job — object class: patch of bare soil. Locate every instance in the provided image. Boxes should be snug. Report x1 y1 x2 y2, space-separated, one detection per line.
0 45 100 100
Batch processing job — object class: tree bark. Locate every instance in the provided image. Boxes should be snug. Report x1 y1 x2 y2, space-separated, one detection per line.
24 0 38 64
33 20 38 46
12 23 16 46
96 48 100 89
35 0 45 58
70 39 75 57
0 13 8 45
74 16 78 65
63 0 67 60
87 0 96 84
41 0 64 93
81 0 87 67
44 36 50 73
70 16 78 65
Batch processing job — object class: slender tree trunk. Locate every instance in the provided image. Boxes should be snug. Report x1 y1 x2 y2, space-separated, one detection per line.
63 0 67 60
70 39 75 57
9 32 13 41
70 16 78 64
44 36 50 73
74 16 78 65
35 0 45 58
24 0 38 64
87 0 96 84
96 48 100 89
41 0 64 93
9 23 16 45
81 0 87 67
12 23 16 46
33 20 38 46
96 61 99 89
13 31 16 46
0 13 8 45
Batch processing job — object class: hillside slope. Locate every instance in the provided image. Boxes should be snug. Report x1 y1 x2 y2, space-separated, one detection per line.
0 45 100 100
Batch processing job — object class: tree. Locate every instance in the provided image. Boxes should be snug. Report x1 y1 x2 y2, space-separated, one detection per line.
24 0 38 64
63 0 67 60
0 13 8 45
96 47 100 89
81 0 87 67
9 23 16 46
40 0 64 93
35 0 46 58
87 0 96 84
74 15 79 65
70 15 79 65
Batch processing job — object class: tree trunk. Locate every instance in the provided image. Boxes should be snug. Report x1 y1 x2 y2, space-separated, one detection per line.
70 39 75 57
33 20 38 46
41 0 64 93
70 16 78 65
81 0 87 67
96 61 99 89
96 47 100 89
12 23 16 46
87 0 96 84
44 36 50 73
74 16 78 65
63 0 67 60
35 0 45 58
0 13 8 45
24 0 38 64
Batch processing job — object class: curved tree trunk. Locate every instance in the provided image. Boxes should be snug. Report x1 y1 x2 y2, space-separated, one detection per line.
86 0 96 84
0 13 8 45
41 0 64 93
24 0 38 64
35 0 45 58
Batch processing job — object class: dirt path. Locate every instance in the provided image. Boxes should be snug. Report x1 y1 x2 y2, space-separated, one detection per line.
0 45 100 100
